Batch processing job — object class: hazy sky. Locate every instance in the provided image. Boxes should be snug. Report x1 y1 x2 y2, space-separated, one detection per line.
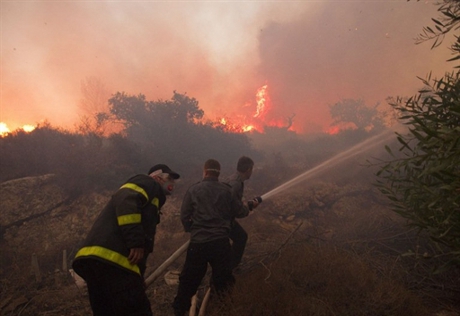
0 0 454 133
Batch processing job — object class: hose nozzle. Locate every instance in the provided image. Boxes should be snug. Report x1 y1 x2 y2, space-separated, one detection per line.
248 196 262 211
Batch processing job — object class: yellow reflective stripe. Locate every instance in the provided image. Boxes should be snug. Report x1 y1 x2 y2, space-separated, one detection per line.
117 214 141 226
151 197 159 208
75 246 140 275
120 183 148 200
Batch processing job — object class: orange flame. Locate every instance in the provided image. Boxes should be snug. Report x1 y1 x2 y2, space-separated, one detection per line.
214 83 295 134
242 125 255 132
0 122 36 136
327 126 340 135
23 125 36 132
254 84 268 119
0 122 10 136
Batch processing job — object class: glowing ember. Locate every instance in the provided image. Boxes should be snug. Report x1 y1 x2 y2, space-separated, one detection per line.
242 125 255 132
327 126 340 135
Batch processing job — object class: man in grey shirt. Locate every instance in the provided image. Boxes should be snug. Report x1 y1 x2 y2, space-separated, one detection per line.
225 156 261 270
173 159 248 316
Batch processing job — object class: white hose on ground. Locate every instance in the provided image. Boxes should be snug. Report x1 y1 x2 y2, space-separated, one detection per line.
145 240 190 287
198 287 212 316
190 295 198 316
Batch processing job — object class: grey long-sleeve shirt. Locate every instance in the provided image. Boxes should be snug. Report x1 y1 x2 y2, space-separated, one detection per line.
181 177 248 243
225 172 251 215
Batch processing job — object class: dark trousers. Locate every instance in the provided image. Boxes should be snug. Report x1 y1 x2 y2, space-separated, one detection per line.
73 259 152 316
173 238 235 313
229 220 248 269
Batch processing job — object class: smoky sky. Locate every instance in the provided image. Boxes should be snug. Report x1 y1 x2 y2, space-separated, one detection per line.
1 1 452 133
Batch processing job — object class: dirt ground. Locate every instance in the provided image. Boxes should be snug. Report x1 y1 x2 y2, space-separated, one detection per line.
2 181 460 315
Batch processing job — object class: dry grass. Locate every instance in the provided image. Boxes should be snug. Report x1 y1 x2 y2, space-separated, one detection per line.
2 178 459 316
204 243 433 316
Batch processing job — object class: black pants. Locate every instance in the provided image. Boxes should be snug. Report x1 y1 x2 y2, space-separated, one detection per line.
173 238 235 314
73 259 152 316
229 220 248 269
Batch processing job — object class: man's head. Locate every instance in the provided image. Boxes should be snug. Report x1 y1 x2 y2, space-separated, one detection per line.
237 156 254 180
203 159 221 178
148 164 180 195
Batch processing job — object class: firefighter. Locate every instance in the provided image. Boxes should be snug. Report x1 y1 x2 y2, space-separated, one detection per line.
172 159 248 316
72 164 180 316
225 156 261 270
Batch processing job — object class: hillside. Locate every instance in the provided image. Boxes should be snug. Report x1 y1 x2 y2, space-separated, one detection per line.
1 173 459 316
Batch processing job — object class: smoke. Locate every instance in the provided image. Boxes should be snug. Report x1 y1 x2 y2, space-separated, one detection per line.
1 1 451 133
255 2 452 133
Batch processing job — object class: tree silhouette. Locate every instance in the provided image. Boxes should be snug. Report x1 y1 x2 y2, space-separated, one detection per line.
329 99 384 132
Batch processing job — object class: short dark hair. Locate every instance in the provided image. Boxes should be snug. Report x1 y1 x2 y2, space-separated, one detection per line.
237 156 254 173
204 159 221 177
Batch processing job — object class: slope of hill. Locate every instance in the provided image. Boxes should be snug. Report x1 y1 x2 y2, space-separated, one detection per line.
1 174 459 316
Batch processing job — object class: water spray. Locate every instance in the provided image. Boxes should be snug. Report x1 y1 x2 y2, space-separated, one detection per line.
260 129 395 201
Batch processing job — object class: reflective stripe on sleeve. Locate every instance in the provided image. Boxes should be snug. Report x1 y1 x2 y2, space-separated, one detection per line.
120 183 148 200
75 246 140 275
117 214 142 226
151 197 159 208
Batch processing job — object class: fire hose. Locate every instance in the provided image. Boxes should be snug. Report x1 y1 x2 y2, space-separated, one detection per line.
143 129 397 314
145 240 190 287
144 196 263 287
144 196 263 315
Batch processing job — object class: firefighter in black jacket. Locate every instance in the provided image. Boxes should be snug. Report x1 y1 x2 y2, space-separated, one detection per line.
72 164 180 316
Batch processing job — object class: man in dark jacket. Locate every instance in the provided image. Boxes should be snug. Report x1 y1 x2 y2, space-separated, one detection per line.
225 156 260 270
72 164 180 316
172 159 248 316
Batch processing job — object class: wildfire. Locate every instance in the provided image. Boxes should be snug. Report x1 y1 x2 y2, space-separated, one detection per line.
217 83 292 134
254 84 268 119
23 125 36 132
242 125 255 132
327 126 340 135
0 122 10 136
0 122 36 137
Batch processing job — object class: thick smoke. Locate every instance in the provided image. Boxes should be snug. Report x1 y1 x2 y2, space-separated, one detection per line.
256 2 452 133
1 1 451 133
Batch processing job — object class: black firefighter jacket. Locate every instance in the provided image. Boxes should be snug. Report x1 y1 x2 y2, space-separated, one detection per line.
72 174 166 277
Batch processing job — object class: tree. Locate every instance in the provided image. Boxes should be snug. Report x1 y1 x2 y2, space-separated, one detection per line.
106 91 256 172
108 91 203 130
376 0 460 269
329 99 385 132
77 77 115 136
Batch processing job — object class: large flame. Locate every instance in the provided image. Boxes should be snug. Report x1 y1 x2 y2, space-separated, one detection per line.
254 84 268 119
216 83 292 134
